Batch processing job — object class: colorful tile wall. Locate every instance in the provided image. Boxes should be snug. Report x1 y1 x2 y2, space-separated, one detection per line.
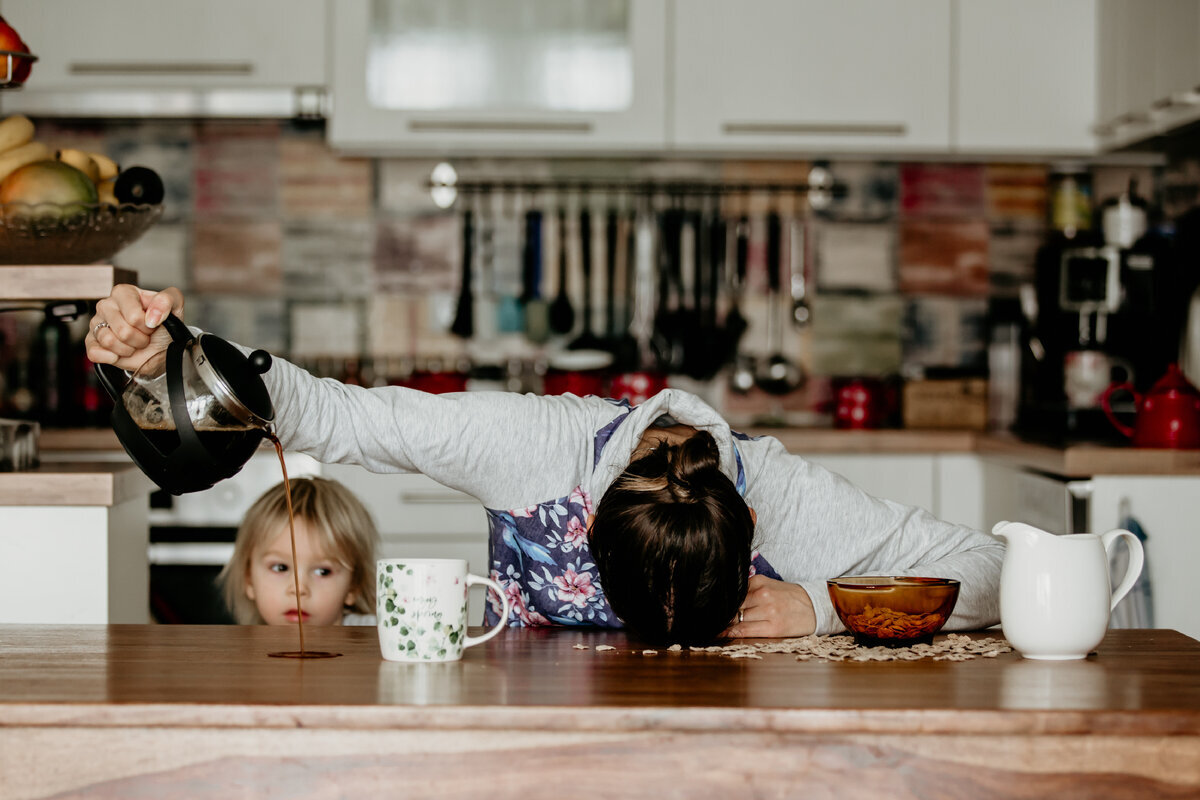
14 118 1151 421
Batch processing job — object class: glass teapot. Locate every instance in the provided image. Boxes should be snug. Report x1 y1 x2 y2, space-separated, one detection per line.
94 314 275 494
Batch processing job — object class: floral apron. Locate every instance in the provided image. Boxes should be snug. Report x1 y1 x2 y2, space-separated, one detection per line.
484 400 781 627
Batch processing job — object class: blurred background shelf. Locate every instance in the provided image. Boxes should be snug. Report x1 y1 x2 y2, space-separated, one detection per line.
0 264 137 300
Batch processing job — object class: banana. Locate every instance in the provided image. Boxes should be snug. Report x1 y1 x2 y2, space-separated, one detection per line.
0 114 34 154
0 141 51 184
55 148 100 182
96 177 117 207
87 151 119 181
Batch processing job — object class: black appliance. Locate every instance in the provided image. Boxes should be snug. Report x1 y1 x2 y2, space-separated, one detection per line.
1017 184 1180 443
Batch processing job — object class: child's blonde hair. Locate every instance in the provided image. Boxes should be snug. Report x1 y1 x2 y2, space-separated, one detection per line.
217 477 379 624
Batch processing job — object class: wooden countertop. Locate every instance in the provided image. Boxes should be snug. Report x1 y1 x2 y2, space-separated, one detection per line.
0 264 137 301
37 426 1200 477
0 461 154 506
3 625 1197 799
2 625 1197 734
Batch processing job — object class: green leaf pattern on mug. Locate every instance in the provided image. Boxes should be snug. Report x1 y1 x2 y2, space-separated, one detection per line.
378 563 468 660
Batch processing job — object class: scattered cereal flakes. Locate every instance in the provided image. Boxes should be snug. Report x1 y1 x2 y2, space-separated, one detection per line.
728 652 763 659
642 649 658 655
595 645 617 652
668 644 683 651
572 643 589 650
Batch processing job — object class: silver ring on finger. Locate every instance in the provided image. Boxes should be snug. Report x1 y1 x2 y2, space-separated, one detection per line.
93 321 110 337
738 609 744 624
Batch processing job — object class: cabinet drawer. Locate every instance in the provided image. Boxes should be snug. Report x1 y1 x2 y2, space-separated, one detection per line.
4 0 327 88
319 464 487 537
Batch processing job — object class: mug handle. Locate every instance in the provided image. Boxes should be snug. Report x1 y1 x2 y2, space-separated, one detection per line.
1100 383 1138 439
1101 528 1145 612
462 574 510 649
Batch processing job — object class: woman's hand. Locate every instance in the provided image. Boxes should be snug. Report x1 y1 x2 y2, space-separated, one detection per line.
725 575 816 638
86 284 185 371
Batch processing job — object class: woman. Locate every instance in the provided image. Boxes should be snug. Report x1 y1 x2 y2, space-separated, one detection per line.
87 285 1002 645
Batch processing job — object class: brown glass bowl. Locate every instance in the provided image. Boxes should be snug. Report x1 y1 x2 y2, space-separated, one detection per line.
827 576 960 647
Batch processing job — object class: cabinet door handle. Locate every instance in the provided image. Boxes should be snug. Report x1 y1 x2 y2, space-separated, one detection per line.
399 491 479 505
69 61 255 76
408 119 593 134
722 121 907 137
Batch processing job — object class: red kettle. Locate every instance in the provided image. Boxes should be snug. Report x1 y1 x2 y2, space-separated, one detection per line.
1101 363 1200 448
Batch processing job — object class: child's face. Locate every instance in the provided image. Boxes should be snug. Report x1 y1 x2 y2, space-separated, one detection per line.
244 518 358 627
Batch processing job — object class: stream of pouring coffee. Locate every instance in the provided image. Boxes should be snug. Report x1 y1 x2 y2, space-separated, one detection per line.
268 434 340 659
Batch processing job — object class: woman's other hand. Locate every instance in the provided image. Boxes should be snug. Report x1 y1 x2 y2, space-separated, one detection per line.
86 284 184 371
725 575 816 638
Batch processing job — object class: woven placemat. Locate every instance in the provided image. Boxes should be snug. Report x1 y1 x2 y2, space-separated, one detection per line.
574 633 1012 662
690 632 1013 661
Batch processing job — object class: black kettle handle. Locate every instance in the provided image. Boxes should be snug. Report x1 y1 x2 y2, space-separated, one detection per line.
160 313 193 344
93 312 194 402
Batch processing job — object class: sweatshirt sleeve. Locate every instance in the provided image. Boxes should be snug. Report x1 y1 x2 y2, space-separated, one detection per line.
741 436 1003 636
260 355 610 509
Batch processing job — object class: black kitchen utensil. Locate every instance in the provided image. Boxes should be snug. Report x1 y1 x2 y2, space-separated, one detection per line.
450 209 474 339
651 207 686 373
756 210 803 395
569 206 604 351
520 209 548 344
549 208 576 336
727 216 755 394
603 208 639 370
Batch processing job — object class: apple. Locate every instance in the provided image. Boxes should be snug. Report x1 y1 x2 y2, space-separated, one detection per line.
0 160 99 221
0 15 33 85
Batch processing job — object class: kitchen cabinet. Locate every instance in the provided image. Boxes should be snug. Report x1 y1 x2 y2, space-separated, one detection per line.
328 0 668 154
953 0 1098 155
0 0 328 117
1095 0 1200 150
670 0 952 154
978 456 1200 642
0 265 155 625
800 452 985 531
318 464 490 621
1087 475 1200 641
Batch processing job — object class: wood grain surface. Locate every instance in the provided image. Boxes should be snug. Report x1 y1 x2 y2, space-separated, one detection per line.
0 265 137 301
0 461 154 506
1 626 1197 799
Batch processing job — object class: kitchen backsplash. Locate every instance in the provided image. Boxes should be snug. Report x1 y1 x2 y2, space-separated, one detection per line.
0 118 1174 424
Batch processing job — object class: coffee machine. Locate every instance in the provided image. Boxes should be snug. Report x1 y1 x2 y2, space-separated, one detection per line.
1017 175 1177 443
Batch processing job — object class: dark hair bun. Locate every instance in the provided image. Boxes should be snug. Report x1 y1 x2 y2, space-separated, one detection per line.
668 430 721 493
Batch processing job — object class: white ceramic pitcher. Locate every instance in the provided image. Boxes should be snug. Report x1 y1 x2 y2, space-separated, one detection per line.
992 521 1144 660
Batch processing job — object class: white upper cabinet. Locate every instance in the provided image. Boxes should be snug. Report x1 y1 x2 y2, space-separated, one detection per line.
1096 0 1200 149
954 0 1098 155
670 0 952 154
0 0 328 117
328 0 668 154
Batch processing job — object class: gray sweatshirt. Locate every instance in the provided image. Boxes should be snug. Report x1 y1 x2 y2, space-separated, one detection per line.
263 358 1002 635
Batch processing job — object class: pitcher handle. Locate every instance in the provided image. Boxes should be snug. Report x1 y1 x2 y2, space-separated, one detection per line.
1101 528 1145 612
462 574 510 649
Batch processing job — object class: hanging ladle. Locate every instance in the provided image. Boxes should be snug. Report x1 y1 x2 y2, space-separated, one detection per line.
790 216 811 328
755 210 804 396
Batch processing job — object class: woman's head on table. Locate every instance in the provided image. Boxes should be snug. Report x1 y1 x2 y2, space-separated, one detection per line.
590 427 755 645
218 477 379 626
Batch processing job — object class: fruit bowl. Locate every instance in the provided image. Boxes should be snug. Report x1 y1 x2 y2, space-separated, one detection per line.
0 202 163 264
827 576 960 647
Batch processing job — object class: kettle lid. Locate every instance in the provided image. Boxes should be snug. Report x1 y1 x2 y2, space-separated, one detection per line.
1150 363 1200 398
194 334 275 427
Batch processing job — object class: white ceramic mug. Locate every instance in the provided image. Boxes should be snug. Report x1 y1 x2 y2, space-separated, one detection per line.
376 558 510 663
